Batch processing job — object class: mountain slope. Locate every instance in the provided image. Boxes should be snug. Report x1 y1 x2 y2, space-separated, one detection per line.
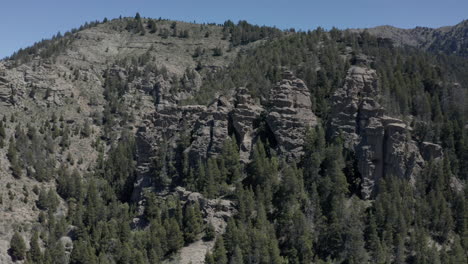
0 16 466 264
0 17 264 263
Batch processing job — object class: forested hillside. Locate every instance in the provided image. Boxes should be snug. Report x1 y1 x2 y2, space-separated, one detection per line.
0 15 466 264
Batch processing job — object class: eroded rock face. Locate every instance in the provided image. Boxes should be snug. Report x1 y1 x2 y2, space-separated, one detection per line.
174 187 236 264
420 141 443 161
330 66 381 148
187 96 232 162
135 70 319 203
330 66 427 198
149 71 319 166
266 71 318 160
0 78 13 106
175 187 236 230
231 87 263 162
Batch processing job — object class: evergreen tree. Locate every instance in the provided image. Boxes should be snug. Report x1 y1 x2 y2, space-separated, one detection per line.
341 202 369 264
229 246 243 264
7 137 22 178
36 188 48 210
205 251 215 264
28 231 42 263
221 136 242 184
204 222 216 241
213 236 228 264
165 218 184 254
366 213 385 263
9 232 26 261
148 19 157 33
183 202 203 243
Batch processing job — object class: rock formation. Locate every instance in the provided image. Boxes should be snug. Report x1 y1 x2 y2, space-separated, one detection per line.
147 70 317 166
167 187 236 264
231 87 263 162
187 96 232 162
0 76 13 106
0 16 464 264
330 66 434 198
266 71 318 160
131 70 319 202
420 141 443 161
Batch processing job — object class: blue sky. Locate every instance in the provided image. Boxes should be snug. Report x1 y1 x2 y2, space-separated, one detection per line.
1 0 467 58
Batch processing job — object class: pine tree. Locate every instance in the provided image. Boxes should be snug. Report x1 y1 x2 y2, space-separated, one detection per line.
366 213 385 263
213 236 228 264
9 232 26 261
47 188 60 212
229 246 243 264
341 202 369 264
148 19 157 33
81 120 91 138
203 158 218 198
205 251 215 264
0 120 5 147
7 137 22 178
204 222 216 241
135 12 141 20
70 239 98 264
450 237 466 264
221 136 242 184
28 231 42 262
394 234 405 264
165 218 184 253
183 202 203 243
36 188 48 210
223 218 239 255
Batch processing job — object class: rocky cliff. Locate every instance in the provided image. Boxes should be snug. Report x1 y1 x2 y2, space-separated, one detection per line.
0 18 244 262
266 71 318 160
330 66 442 198
132 70 318 201
0 16 465 264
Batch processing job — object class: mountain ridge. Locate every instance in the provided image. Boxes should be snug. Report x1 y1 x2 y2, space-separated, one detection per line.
349 19 468 56
0 15 466 264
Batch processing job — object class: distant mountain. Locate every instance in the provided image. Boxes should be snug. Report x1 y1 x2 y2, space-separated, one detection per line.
351 20 468 57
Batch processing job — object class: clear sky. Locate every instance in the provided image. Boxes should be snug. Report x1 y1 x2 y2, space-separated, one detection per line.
1 0 467 58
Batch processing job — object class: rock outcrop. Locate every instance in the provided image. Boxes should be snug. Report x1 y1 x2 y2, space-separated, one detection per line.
132 70 319 202
187 96 232 162
420 141 443 161
0 77 13 106
148 70 317 165
330 66 427 198
266 71 318 160
172 187 236 264
231 87 263 162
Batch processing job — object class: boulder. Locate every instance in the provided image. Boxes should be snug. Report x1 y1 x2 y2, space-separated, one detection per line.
59 236 73 253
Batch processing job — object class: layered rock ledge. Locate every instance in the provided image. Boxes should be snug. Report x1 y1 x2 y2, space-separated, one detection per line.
330 66 442 198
